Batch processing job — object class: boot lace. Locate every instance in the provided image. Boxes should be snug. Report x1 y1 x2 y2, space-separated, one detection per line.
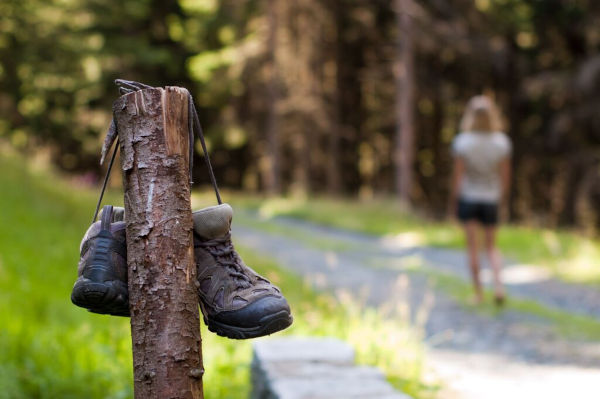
198 232 251 288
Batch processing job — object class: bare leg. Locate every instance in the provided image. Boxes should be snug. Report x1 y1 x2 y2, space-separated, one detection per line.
484 226 504 304
464 221 483 303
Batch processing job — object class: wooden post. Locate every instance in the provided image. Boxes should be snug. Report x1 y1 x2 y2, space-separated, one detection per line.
114 87 203 399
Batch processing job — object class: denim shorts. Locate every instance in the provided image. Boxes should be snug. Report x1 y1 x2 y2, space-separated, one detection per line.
457 199 498 225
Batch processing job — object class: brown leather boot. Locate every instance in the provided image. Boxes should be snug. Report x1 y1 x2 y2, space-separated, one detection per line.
72 204 293 339
193 203 293 339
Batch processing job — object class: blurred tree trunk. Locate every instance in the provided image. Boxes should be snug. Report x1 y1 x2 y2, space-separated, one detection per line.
504 33 527 222
291 0 313 196
325 0 343 195
575 167 598 235
394 0 415 205
336 1 365 195
264 0 281 194
431 89 444 212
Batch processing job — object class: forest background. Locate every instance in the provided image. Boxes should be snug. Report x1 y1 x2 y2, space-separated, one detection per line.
2 0 600 231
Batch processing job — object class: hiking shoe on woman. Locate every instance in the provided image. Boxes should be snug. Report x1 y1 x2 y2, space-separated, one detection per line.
193 203 293 339
71 205 129 316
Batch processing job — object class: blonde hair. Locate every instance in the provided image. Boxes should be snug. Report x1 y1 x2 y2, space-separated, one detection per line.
459 95 503 132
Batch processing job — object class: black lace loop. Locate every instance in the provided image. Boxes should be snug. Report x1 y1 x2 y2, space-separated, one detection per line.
92 141 118 223
189 95 222 204
92 80 222 222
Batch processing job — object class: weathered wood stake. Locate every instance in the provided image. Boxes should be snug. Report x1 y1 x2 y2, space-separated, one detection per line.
114 86 203 399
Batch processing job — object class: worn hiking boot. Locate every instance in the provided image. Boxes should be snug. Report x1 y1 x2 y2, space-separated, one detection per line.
193 204 293 339
71 203 292 339
71 205 129 316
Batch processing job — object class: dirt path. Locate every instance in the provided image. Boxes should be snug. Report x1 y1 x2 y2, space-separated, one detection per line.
233 211 600 399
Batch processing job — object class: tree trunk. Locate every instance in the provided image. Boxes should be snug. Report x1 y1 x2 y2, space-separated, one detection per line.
394 0 415 204
264 0 281 194
326 0 343 195
114 87 203 399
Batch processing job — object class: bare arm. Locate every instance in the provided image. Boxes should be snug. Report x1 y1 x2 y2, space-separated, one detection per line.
448 157 464 217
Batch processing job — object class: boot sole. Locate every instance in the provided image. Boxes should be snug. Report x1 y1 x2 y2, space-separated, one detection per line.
71 277 130 317
206 310 293 340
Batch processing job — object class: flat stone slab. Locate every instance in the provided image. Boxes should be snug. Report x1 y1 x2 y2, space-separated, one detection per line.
251 337 412 399
253 337 355 365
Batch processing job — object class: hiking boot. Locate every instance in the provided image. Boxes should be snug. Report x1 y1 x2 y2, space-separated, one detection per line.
71 205 129 316
193 203 293 339
71 203 293 339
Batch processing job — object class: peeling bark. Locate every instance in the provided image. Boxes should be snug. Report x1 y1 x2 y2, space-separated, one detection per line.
114 87 203 399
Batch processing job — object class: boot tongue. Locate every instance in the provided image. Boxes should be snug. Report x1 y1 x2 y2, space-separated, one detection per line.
192 203 233 240
98 206 125 222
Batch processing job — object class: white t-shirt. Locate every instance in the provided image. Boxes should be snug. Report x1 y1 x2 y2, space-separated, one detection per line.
452 131 512 203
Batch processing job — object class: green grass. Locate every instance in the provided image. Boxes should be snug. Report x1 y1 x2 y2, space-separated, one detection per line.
233 210 355 252
197 191 600 286
0 150 433 398
0 151 133 399
0 152 254 398
406 263 600 341
212 190 600 341
235 248 437 398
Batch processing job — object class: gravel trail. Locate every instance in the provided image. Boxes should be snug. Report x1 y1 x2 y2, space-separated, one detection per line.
233 212 600 399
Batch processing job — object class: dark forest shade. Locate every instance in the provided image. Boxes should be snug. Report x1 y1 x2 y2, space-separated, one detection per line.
1 0 600 229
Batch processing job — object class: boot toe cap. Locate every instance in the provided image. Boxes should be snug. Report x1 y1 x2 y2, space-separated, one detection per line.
211 295 293 339
214 295 291 328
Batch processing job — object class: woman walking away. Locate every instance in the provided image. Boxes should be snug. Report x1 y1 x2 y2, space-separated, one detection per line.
449 95 512 305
